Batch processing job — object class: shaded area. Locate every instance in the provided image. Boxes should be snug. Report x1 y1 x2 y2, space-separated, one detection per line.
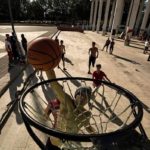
7 65 38 125
129 45 144 51
116 130 150 150
38 74 56 101
7 65 25 124
0 65 34 132
64 57 74 66
0 55 9 78
59 68 81 87
130 41 144 47
113 54 141 65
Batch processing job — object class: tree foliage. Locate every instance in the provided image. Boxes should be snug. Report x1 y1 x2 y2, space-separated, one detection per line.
0 0 90 22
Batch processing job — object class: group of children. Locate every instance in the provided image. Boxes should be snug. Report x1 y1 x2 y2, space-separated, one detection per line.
44 36 111 129
5 32 27 68
54 36 111 85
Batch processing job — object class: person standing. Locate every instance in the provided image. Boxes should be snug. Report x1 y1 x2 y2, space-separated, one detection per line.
92 64 111 88
21 34 27 55
102 38 110 52
10 32 20 62
148 54 150 61
58 40 66 70
5 34 14 67
88 42 99 74
54 36 59 46
144 40 149 54
109 38 115 54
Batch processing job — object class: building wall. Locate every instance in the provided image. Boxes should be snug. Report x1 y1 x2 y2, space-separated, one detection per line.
89 0 150 36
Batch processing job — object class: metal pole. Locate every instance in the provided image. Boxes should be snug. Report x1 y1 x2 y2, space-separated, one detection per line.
8 0 23 58
8 0 16 34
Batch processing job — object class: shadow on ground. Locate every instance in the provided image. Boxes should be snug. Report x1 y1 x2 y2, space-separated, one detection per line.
8 65 24 124
64 57 74 66
113 54 141 65
129 45 144 51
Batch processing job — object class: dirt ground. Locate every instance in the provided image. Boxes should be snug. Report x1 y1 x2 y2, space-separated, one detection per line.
56 31 150 138
0 31 150 150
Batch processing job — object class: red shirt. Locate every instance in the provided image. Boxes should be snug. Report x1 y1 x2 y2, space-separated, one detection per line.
92 71 106 87
48 99 60 111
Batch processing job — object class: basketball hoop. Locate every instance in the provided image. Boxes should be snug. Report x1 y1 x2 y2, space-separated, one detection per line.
19 77 145 149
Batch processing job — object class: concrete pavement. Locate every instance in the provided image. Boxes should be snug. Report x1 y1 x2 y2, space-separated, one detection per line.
0 25 57 97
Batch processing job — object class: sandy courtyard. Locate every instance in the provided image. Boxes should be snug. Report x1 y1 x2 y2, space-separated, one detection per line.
56 31 150 137
0 31 150 150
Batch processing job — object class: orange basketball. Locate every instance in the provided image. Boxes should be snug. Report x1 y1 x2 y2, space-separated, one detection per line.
27 37 62 71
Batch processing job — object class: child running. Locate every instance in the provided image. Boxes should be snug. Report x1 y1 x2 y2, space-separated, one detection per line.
109 38 115 54
92 64 111 88
102 38 110 52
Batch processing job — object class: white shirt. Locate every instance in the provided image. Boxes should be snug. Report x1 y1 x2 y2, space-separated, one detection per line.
5 39 12 51
145 41 149 47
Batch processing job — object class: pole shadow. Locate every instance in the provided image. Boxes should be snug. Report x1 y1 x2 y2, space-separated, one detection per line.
64 57 74 66
8 65 24 124
113 54 141 65
38 74 56 101
129 45 144 51
59 67 81 87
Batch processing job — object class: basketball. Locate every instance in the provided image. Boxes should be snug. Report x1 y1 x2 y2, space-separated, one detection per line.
27 37 62 71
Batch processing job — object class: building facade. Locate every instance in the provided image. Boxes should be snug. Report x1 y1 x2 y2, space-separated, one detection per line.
89 0 150 36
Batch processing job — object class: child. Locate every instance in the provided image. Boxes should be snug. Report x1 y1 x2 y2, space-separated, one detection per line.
102 38 110 52
54 36 59 46
21 34 27 55
109 38 115 54
44 98 60 128
58 40 66 70
88 42 99 74
5 34 14 67
92 64 111 87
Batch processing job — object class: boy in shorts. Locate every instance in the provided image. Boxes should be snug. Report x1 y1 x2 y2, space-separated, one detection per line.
58 40 66 70
88 42 99 74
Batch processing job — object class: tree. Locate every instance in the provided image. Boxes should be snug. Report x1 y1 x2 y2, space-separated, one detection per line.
0 0 10 20
0 0 91 22
51 0 90 21
26 1 44 20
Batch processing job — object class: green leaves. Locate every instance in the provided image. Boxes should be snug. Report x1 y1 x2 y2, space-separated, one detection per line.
0 0 90 21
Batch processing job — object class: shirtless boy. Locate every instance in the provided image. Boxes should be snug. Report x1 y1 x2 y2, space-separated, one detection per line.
58 40 66 70
88 42 99 74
